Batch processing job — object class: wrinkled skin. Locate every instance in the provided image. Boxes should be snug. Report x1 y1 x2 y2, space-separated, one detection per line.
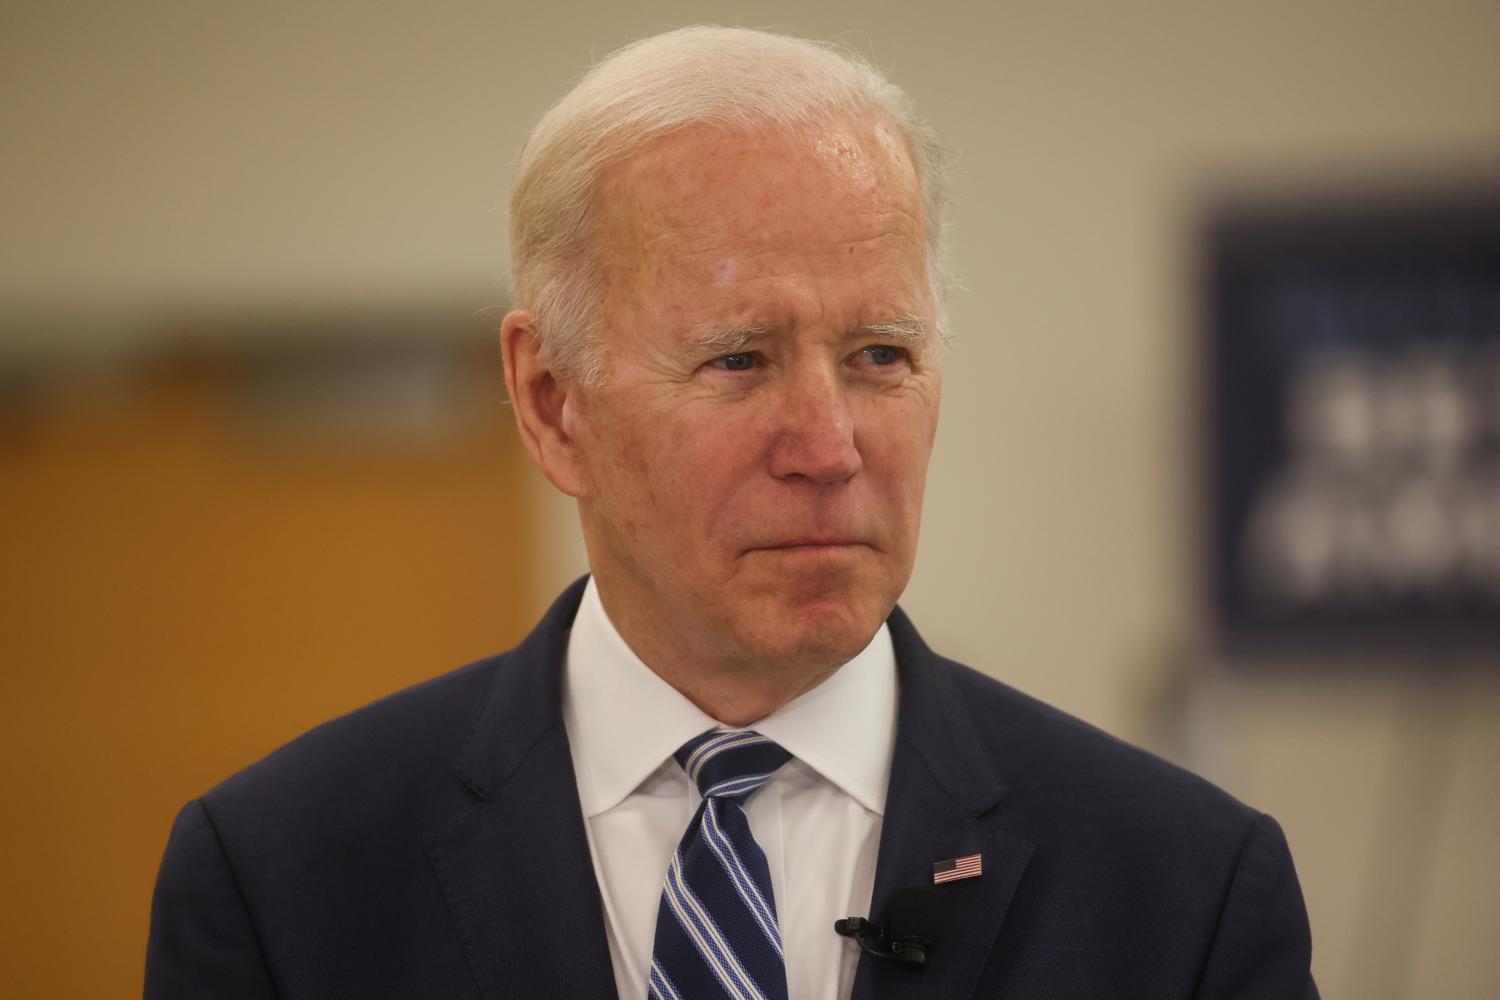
503 119 942 724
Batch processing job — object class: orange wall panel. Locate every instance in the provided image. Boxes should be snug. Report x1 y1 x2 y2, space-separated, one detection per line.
0 365 541 998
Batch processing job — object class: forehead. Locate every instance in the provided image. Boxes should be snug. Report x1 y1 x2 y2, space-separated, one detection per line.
590 119 928 304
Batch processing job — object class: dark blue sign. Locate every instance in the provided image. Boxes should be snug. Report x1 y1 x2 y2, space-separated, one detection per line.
1206 193 1500 654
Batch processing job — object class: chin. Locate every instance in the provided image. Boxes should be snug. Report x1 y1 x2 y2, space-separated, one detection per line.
745 589 889 667
718 554 904 666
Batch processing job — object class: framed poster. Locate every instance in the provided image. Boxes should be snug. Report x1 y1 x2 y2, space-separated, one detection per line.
1205 192 1500 656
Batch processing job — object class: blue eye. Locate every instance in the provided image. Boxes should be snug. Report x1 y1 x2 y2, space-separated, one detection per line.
862 345 905 366
717 352 756 371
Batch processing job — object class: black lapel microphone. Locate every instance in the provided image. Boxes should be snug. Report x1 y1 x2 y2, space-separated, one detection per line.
834 886 942 970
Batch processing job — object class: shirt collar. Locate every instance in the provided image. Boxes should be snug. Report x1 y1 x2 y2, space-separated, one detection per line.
562 577 898 818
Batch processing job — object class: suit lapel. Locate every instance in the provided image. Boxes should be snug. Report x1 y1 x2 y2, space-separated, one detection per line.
421 584 1032 1000
852 608 1035 1000
424 579 618 1000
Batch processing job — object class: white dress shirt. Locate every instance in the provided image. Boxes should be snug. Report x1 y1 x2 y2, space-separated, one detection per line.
562 578 898 1000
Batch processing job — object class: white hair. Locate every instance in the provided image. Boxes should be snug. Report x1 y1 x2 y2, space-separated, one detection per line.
507 25 951 385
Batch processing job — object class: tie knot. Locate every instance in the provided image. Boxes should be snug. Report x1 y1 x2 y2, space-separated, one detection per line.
675 729 791 801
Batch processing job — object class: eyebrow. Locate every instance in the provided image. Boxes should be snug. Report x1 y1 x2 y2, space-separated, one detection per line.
859 316 927 343
685 324 770 355
685 316 928 355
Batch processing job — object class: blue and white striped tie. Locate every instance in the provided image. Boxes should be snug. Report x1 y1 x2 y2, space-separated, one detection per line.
648 729 792 1000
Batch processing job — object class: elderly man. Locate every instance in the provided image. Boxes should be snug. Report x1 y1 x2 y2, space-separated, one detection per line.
146 26 1316 1000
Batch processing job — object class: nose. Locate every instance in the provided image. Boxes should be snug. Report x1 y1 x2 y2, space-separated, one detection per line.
767 366 862 484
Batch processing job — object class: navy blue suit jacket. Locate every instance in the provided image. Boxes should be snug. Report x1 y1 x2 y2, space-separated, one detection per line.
146 578 1317 998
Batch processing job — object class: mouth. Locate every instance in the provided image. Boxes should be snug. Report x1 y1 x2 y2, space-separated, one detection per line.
752 537 868 552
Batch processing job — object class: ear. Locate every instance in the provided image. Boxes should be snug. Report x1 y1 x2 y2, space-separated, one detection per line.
500 309 587 497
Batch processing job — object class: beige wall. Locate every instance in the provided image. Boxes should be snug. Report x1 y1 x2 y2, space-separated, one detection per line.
5 2 1499 996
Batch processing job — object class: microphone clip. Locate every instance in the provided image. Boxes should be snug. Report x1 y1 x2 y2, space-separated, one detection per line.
833 914 934 970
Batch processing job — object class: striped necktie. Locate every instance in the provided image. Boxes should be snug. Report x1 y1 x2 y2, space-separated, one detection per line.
648 729 792 1000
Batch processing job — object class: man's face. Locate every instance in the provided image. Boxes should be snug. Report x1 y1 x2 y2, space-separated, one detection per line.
565 119 942 676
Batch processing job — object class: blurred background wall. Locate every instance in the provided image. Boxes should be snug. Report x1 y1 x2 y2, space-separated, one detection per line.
2 1 1497 996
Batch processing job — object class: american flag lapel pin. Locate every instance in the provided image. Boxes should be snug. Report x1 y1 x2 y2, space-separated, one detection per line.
932 852 983 885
